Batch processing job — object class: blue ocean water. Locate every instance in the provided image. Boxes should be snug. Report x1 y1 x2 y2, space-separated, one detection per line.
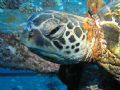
0 0 110 90
0 68 66 90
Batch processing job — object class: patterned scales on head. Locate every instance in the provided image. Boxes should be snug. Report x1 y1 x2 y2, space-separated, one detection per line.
21 11 91 64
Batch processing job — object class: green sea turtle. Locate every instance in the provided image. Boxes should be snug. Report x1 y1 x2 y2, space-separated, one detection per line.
20 0 120 82
0 0 119 82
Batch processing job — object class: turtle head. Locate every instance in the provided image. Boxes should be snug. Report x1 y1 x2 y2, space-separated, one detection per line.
21 11 89 64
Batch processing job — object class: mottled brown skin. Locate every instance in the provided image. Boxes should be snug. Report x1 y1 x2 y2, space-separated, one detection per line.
87 0 120 82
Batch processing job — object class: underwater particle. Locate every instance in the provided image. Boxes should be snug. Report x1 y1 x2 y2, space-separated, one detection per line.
59 5 64 10
78 2 82 5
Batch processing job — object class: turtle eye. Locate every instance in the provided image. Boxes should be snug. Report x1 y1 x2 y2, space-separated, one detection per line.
49 26 61 35
45 25 65 39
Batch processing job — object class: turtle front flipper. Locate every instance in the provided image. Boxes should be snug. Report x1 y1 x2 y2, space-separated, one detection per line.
93 21 120 82
98 0 120 58
97 49 120 82
93 0 120 82
100 21 120 58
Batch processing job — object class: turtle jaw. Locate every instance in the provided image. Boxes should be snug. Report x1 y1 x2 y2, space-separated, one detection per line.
28 47 66 64
21 34 84 64
27 46 85 64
